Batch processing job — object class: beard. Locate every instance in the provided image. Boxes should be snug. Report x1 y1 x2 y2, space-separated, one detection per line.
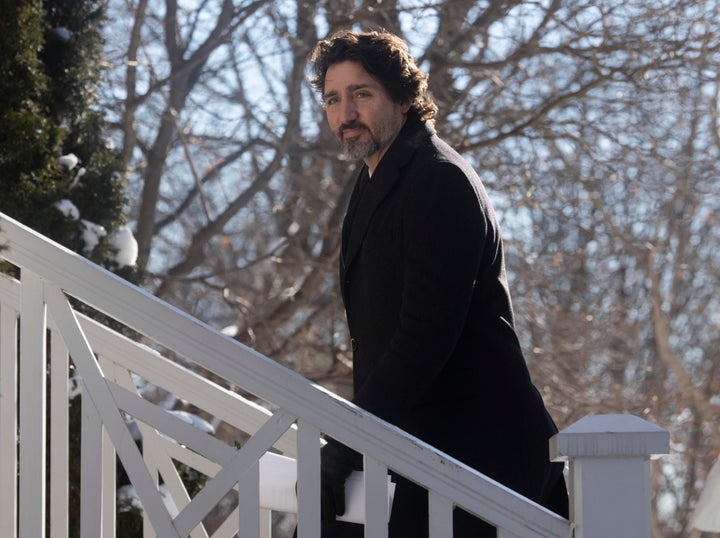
337 117 400 161
341 131 378 160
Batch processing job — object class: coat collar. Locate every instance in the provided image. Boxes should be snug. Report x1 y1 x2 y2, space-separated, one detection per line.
371 115 432 177
341 117 432 275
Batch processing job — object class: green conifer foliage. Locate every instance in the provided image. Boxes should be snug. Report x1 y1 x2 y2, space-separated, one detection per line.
0 0 62 221
0 0 134 277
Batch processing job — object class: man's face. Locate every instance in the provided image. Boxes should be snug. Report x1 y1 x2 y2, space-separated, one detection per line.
323 60 409 170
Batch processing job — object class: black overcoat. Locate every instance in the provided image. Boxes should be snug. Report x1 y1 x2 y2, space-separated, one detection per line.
338 117 567 535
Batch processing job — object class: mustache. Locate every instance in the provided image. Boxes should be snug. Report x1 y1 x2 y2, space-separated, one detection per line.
338 121 368 135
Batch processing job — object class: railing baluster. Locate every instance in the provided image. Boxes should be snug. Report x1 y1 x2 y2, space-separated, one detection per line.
49 330 70 538
80 379 103 537
18 271 47 538
428 490 453 538
363 455 389 538
101 416 117 537
238 460 260 538
0 303 18 538
144 440 160 537
98 357 117 538
296 420 321 538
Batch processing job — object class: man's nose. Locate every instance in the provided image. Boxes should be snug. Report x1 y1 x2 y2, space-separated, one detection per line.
339 97 358 123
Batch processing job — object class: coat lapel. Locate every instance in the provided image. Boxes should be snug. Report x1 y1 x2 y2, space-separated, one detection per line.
341 119 429 277
342 165 399 272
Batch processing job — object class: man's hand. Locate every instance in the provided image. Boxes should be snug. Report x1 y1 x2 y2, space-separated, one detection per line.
320 440 361 522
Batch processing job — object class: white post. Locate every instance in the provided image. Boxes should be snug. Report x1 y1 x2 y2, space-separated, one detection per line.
18 272 48 538
0 303 19 538
550 414 669 538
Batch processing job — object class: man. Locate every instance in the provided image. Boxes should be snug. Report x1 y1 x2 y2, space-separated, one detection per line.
308 29 568 537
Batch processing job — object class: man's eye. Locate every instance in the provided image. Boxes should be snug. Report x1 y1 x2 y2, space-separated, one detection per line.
324 97 339 107
354 91 370 99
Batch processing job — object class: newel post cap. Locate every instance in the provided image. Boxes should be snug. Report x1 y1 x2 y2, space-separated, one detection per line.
549 414 670 461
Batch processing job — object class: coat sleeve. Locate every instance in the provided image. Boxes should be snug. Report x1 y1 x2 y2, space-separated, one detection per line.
351 159 496 428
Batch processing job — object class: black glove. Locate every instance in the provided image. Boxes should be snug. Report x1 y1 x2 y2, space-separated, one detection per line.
320 439 362 522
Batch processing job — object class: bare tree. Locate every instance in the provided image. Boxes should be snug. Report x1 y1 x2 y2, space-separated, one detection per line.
100 1 720 535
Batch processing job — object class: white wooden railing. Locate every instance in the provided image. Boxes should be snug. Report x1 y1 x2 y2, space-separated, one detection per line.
0 211 668 538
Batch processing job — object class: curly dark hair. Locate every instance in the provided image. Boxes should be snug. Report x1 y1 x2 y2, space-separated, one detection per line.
308 29 438 124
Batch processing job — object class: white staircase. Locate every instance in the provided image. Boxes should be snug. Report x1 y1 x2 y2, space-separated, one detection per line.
0 212 667 537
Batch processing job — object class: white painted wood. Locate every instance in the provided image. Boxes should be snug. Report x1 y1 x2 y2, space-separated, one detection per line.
173 410 296 536
260 508 272 538
3 269 294 536
428 490 453 538
3 213 679 538
75 313 297 456
144 432 260 537
152 433 225 480
102 415 117 538
550 414 670 538
18 271 47 538
363 455 388 538
572 457 651 538
109 362 243 538
50 330 70 538
144 441 160 538
238 460 260 538
44 285 179 537
109 383 236 465
150 441 199 537
111 366 209 538
296 420 321 538
0 302 18 538
145 431 210 538
0 271 20 304
80 378 103 537
99 358 120 538
140 430 256 538
110 380 250 537
550 414 669 459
